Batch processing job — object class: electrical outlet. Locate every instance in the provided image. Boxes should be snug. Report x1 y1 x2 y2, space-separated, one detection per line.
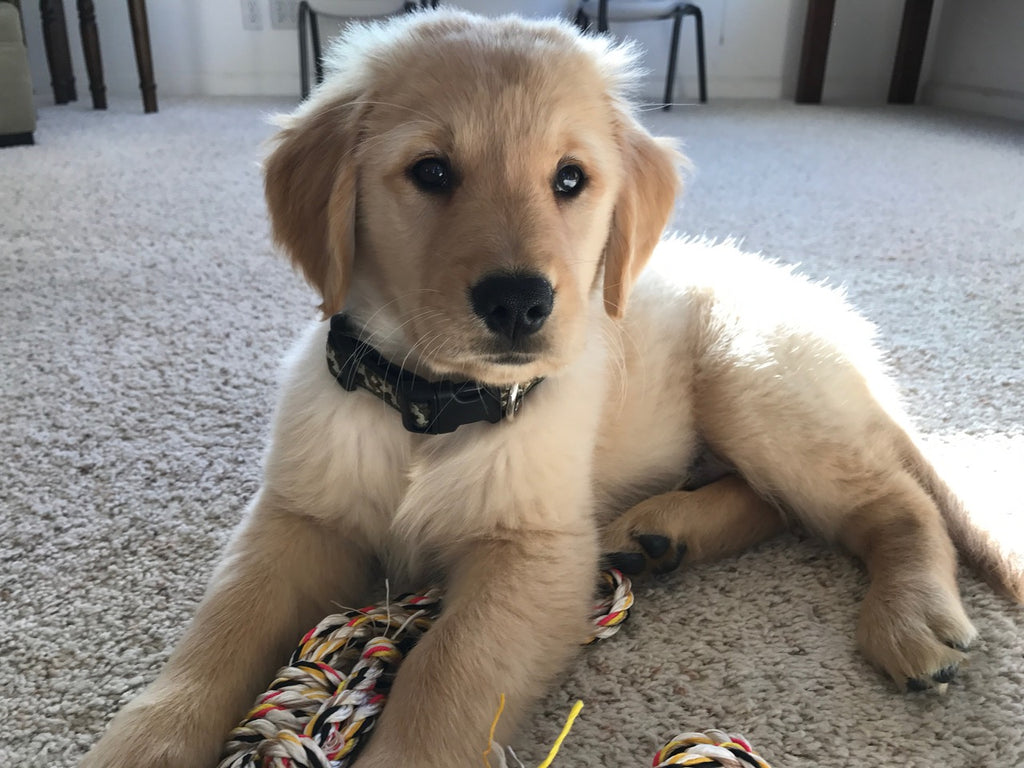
270 0 299 30
241 0 263 30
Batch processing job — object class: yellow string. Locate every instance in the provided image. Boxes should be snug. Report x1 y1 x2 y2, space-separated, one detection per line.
483 693 506 768
483 696 583 768
536 700 584 768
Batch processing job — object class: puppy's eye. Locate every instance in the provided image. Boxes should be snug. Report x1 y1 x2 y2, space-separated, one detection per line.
409 157 452 192
553 164 586 198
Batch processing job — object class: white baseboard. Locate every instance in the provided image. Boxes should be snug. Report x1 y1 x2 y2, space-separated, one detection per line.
200 73 302 98
922 82 1024 122
642 74 784 103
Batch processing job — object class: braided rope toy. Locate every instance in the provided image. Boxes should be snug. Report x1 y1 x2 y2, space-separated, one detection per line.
217 569 771 768
652 730 772 767
218 590 442 768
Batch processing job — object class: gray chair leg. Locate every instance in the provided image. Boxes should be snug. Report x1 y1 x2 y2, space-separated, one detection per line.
298 0 323 98
574 6 590 32
597 0 609 32
298 1 311 99
586 0 706 107
683 4 707 103
663 8 683 110
311 11 323 85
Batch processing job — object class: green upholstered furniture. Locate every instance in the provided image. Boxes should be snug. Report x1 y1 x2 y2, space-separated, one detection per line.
0 1 35 146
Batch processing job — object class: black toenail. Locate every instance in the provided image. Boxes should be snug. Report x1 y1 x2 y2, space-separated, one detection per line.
906 677 930 692
653 544 687 575
636 534 671 558
944 639 970 652
602 552 646 575
674 542 687 563
932 665 958 684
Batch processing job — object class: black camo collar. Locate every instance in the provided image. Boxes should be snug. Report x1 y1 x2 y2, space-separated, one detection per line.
325 314 542 435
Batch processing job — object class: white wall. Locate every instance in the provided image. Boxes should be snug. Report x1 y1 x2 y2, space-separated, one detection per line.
24 0 202 98
17 0 1024 118
23 0 314 98
600 0 797 102
15 0 853 103
571 0 941 104
819 0 904 103
920 0 1024 121
20 0 569 100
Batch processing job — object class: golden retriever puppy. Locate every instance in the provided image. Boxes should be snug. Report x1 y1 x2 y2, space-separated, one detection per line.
82 10 1023 768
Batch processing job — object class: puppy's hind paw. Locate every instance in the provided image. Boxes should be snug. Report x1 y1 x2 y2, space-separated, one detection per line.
857 583 978 694
599 482 783 577
906 663 960 693
601 534 687 577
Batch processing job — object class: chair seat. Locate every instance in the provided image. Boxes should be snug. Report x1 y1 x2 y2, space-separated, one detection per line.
579 0 689 22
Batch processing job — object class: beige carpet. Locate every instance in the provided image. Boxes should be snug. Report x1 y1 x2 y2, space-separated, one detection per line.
2 96 1022 767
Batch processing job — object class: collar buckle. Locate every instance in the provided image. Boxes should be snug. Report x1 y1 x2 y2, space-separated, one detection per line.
502 382 524 421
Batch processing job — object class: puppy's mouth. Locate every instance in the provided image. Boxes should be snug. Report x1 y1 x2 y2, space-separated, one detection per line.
478 333 547 362
423 343 554 387
408 319 556 385
484 351 539 366
473 334 551 375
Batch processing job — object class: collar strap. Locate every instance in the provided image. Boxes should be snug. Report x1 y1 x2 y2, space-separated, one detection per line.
325 314 542 435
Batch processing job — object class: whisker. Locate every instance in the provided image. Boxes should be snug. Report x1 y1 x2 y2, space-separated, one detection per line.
344 100 446 128
388 312 447 391
334 116 447 167
336 302 440 408
599 324 630 410
636 101 704 112
361 303 440 350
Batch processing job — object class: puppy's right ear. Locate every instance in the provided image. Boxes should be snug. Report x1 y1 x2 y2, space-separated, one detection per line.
264 101 363 318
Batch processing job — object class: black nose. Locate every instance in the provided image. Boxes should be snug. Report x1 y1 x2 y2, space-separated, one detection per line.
470 272 555 342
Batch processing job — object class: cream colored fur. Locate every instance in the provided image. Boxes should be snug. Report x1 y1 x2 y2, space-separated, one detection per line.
82 10 1023 768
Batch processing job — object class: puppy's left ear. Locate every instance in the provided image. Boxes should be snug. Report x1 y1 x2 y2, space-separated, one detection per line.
603 121 682 318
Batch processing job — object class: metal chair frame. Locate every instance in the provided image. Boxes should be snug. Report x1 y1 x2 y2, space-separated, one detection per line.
298 0 436 99
578 0 707 109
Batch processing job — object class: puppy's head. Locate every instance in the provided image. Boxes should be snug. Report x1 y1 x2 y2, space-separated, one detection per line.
265 11 680 385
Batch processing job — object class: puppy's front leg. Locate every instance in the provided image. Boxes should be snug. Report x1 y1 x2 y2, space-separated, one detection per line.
82 490 374 768
353 529 597 767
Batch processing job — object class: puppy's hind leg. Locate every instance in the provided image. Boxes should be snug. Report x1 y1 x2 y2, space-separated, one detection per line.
839 473 977 689
601 475 785 575
698 364 978 691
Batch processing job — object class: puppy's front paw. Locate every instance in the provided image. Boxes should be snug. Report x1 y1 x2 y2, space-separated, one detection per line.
857 580 978 692
81 689 223 768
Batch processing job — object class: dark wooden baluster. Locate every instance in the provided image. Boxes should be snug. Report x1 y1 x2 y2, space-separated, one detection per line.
127 0 157 113
77 0 107 109
795 0 836 104
889 0 934 104
39 0 76 104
